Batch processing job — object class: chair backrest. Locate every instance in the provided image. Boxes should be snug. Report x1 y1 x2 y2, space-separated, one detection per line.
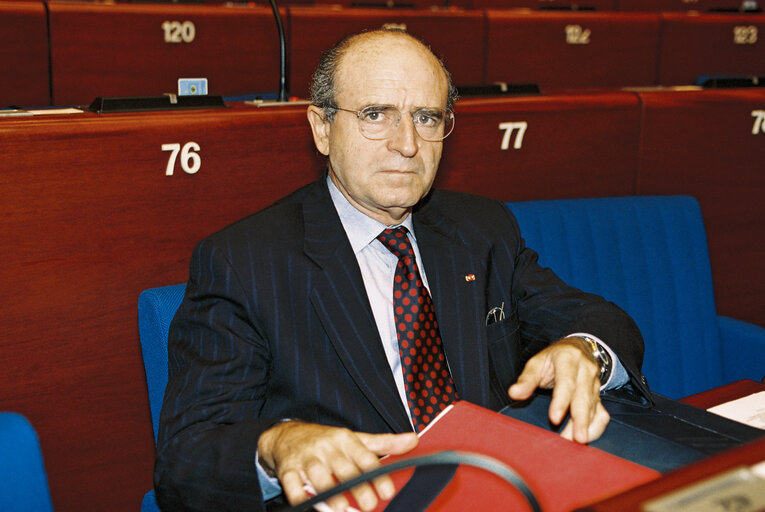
0 412 54 512
138 284 186 442
507 195 722 399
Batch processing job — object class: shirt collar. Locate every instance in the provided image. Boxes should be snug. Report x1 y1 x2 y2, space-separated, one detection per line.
327 175 416 255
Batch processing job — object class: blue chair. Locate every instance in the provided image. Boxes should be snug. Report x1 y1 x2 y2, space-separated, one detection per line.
507 195 765 399
0 412 54 512
137 284 186 512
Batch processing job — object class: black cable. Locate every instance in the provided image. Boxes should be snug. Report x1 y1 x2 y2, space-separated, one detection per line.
267 0 288 102
285 450 542 512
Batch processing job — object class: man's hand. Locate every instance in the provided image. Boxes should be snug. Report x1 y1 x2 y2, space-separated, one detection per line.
257 421 418 512
507 337 610 444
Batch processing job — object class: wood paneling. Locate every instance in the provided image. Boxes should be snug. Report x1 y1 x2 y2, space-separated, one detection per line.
0 1 49 107
635 87 765 326
618 0 746 11
47 2 284 106
486 11 660 91
437 92 641 199
472 0 617 10
658 13 765 86
287 6 486 98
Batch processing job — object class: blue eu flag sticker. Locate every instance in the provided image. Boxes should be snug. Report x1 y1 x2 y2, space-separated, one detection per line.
178 78 208 96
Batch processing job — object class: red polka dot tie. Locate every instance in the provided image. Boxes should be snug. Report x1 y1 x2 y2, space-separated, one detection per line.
377 227 459 432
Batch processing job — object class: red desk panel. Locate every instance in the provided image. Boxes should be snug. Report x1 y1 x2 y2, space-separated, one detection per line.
618 0 747 11
472 0 617 9
0 103 323 512
635 87 765 326
436 91 642 199
48 2 284 106
680 379 765 409
312 0 473 8
486 11 660 91
0 1 50 107
287 6 485 98
658 12 765 86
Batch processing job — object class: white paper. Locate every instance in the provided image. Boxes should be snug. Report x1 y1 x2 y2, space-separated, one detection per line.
27 108 84 116
708 391 765 429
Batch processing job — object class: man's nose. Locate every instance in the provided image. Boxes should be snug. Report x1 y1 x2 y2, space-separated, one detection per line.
387 114 419 157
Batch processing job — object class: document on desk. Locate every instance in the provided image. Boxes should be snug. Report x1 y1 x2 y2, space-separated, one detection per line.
708 392 765 429
304 401 659 512
377 401 658 512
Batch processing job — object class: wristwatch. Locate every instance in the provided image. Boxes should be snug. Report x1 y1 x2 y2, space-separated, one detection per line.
578 336 612 385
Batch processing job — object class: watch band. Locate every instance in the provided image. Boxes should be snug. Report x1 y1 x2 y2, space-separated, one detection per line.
578 335 612 385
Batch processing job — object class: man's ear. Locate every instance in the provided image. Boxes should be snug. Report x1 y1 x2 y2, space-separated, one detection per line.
307 105 331 156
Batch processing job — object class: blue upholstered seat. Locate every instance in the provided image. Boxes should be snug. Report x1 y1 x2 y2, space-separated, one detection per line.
138 284 186 444
506 195 765 399
138 284 186 512
0 412 54 512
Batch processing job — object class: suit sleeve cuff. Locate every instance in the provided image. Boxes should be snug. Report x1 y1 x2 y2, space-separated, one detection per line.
255 449 283 501
566 332 629 390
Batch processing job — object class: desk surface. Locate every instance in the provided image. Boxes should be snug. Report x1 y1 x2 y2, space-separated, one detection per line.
680 379 765 410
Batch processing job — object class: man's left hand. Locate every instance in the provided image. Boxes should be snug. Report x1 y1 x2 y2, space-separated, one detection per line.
507 337 609 444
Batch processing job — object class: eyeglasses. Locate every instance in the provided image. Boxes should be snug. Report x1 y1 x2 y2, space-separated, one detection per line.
331 105 455 142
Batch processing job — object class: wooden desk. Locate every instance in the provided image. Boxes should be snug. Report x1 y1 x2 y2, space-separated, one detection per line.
658 12 765 86
472 0 617 9
47 2 283 106
0 1 49 107
680 379 765 410
287 7 485 99
485 11 660 91
437 91 641 200
0 103 322 512
619 0 746 11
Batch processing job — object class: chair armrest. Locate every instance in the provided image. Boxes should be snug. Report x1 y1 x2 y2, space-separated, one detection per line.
141 489 160 512
0 413 54 512
718 315 765 384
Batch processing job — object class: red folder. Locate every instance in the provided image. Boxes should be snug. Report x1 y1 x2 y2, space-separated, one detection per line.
370 401 660 511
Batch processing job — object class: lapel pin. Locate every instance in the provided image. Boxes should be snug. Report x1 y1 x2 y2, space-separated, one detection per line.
465 274 476 282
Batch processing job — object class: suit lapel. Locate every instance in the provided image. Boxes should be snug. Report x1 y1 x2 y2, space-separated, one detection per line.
302 181 411 433
413 199 493 406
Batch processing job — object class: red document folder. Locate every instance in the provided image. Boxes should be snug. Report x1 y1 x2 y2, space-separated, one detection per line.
370 401 660 511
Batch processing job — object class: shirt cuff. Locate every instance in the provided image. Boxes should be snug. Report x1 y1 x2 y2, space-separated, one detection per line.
255 449 283 501
566 332 629 390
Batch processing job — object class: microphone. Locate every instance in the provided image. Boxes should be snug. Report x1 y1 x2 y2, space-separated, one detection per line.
268 0 289 102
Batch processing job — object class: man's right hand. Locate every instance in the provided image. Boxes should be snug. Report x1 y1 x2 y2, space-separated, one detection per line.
257 421 418 512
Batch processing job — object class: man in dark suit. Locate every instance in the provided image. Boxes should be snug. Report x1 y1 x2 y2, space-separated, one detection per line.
155 29 649 511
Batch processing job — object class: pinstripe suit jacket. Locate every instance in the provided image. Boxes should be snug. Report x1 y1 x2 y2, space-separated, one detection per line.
154 178 647 511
